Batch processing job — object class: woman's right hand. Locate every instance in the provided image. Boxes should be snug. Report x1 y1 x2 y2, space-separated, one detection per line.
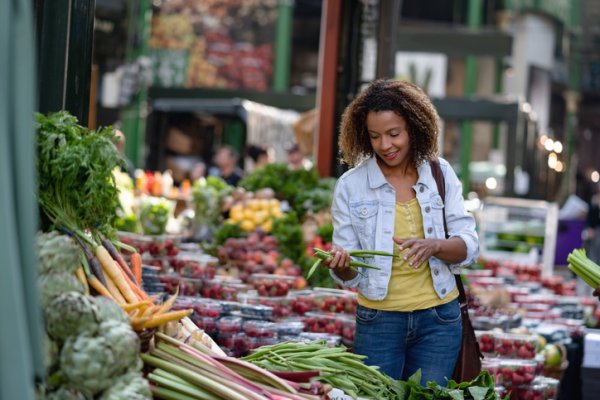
322 244 356 280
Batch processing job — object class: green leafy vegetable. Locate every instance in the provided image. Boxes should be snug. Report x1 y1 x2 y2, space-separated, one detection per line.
37 111 124 237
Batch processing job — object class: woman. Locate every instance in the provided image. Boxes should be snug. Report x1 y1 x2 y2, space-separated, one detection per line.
324 79 479 384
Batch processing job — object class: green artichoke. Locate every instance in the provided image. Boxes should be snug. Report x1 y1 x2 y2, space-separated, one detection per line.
39 272 84 309
98 371 151 400
59 321 139 395
37 232 81 274
94 295 129 324
45 292 100 341
43 333 59 371
45 386 89 400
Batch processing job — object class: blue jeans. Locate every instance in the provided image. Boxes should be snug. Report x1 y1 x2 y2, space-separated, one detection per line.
352 299 462 385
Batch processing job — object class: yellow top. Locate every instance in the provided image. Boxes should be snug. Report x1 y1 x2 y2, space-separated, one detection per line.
358 198 458 311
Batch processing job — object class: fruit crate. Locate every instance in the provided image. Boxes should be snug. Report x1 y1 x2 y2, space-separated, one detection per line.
497 359 538 386
200 277 249 301
313 288 358 315
475 330 496 355
238 291 292 318
249 274 296 297
303 311 348 336
495 332 539 359
288 290 317 315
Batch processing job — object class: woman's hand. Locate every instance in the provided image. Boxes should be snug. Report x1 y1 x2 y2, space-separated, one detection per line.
393 237 441 269
322 244 356 280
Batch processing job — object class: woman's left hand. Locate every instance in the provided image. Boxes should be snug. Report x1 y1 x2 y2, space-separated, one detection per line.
393 237 441 269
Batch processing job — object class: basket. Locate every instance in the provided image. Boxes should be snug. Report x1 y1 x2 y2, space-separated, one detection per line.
543 343 569 381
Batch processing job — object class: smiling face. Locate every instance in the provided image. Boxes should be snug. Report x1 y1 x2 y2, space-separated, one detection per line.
366 110 412 174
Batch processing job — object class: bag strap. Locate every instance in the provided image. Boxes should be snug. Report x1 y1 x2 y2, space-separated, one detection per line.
429 159 468 306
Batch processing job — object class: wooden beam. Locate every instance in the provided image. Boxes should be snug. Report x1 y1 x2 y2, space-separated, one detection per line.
315 0 342 177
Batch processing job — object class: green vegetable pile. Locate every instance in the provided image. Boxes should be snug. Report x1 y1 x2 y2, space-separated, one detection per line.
139 197 173 235
38 231 150 399
191 176 233 230
243 340 504 400
239 163 333 218
37 111 124 236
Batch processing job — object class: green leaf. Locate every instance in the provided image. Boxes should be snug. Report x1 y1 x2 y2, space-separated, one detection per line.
468 386 489 400
408 369 422 386
448 389 465 400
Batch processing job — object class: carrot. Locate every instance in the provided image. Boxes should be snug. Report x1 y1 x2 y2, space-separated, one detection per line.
100 236 137 283
131 316 152 331
121 300 153 313
104 275 127 304
88 276 114 300
142 309 193 329
76 237 107 287
96 245 138 303
121 268 148 301
75 267 90 295
130 252 143 286
155 286 179 315
141 304 161 319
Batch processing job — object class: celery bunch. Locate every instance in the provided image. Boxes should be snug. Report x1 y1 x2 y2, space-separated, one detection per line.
567 248 600 288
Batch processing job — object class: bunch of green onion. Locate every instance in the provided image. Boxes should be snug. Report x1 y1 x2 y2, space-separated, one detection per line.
306 247 397 279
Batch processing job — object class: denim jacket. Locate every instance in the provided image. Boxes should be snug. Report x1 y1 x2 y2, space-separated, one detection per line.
330 157 479 301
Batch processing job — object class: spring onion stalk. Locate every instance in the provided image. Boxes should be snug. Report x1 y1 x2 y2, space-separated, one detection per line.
150 385 196 400
152 347 268 400
142 353 251 400
148 372 220 400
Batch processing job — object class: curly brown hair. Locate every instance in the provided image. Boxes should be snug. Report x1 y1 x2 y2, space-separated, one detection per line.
338 79 440 167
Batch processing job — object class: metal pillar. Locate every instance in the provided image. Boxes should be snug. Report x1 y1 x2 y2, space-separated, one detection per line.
460 0 482 196
36 0 96 125
375 0 402 79
121 0 151 168
273 0 294 92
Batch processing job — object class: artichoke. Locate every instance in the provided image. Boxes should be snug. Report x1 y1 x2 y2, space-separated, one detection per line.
39 272 84 309
45 292 100 341
37 232 81 274
45 386 89 400
43 333 59 371
94 295 129 324
98 371 151 400
59 320 140 395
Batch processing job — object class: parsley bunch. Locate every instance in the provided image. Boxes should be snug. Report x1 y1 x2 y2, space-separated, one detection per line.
37 111 124 237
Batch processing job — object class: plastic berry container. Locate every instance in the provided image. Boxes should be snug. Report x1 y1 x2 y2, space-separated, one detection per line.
244 320 277 338
494 386 508 399
512 382 546 400
498 359 538 386
303 312 345 336
536 376 559 400
191 315 218 336
178 277 203 297
494 332 538 359
275 320 305 337
250 274 296 297
257 337 279 347
238 292 292 318
313 288 358 314
240 304 274 320
193 301 223 318
298 332 342 347
216 316 243 334
288 290 317 315
481 358 501 385
217 332 247 352
340 315 356 347
475 330 496 355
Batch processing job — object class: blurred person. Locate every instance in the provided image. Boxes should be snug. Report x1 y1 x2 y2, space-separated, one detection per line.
210 145 244 186
113 127 136 179
246 144 274 171
189 161 207 182
322 79 478 384
286 143 312 170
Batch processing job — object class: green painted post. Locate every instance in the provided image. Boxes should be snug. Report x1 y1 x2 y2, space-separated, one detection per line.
460 0 482 195
492 59 504 149
1 0 42 397
121 0 151 167
273 0 294 92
